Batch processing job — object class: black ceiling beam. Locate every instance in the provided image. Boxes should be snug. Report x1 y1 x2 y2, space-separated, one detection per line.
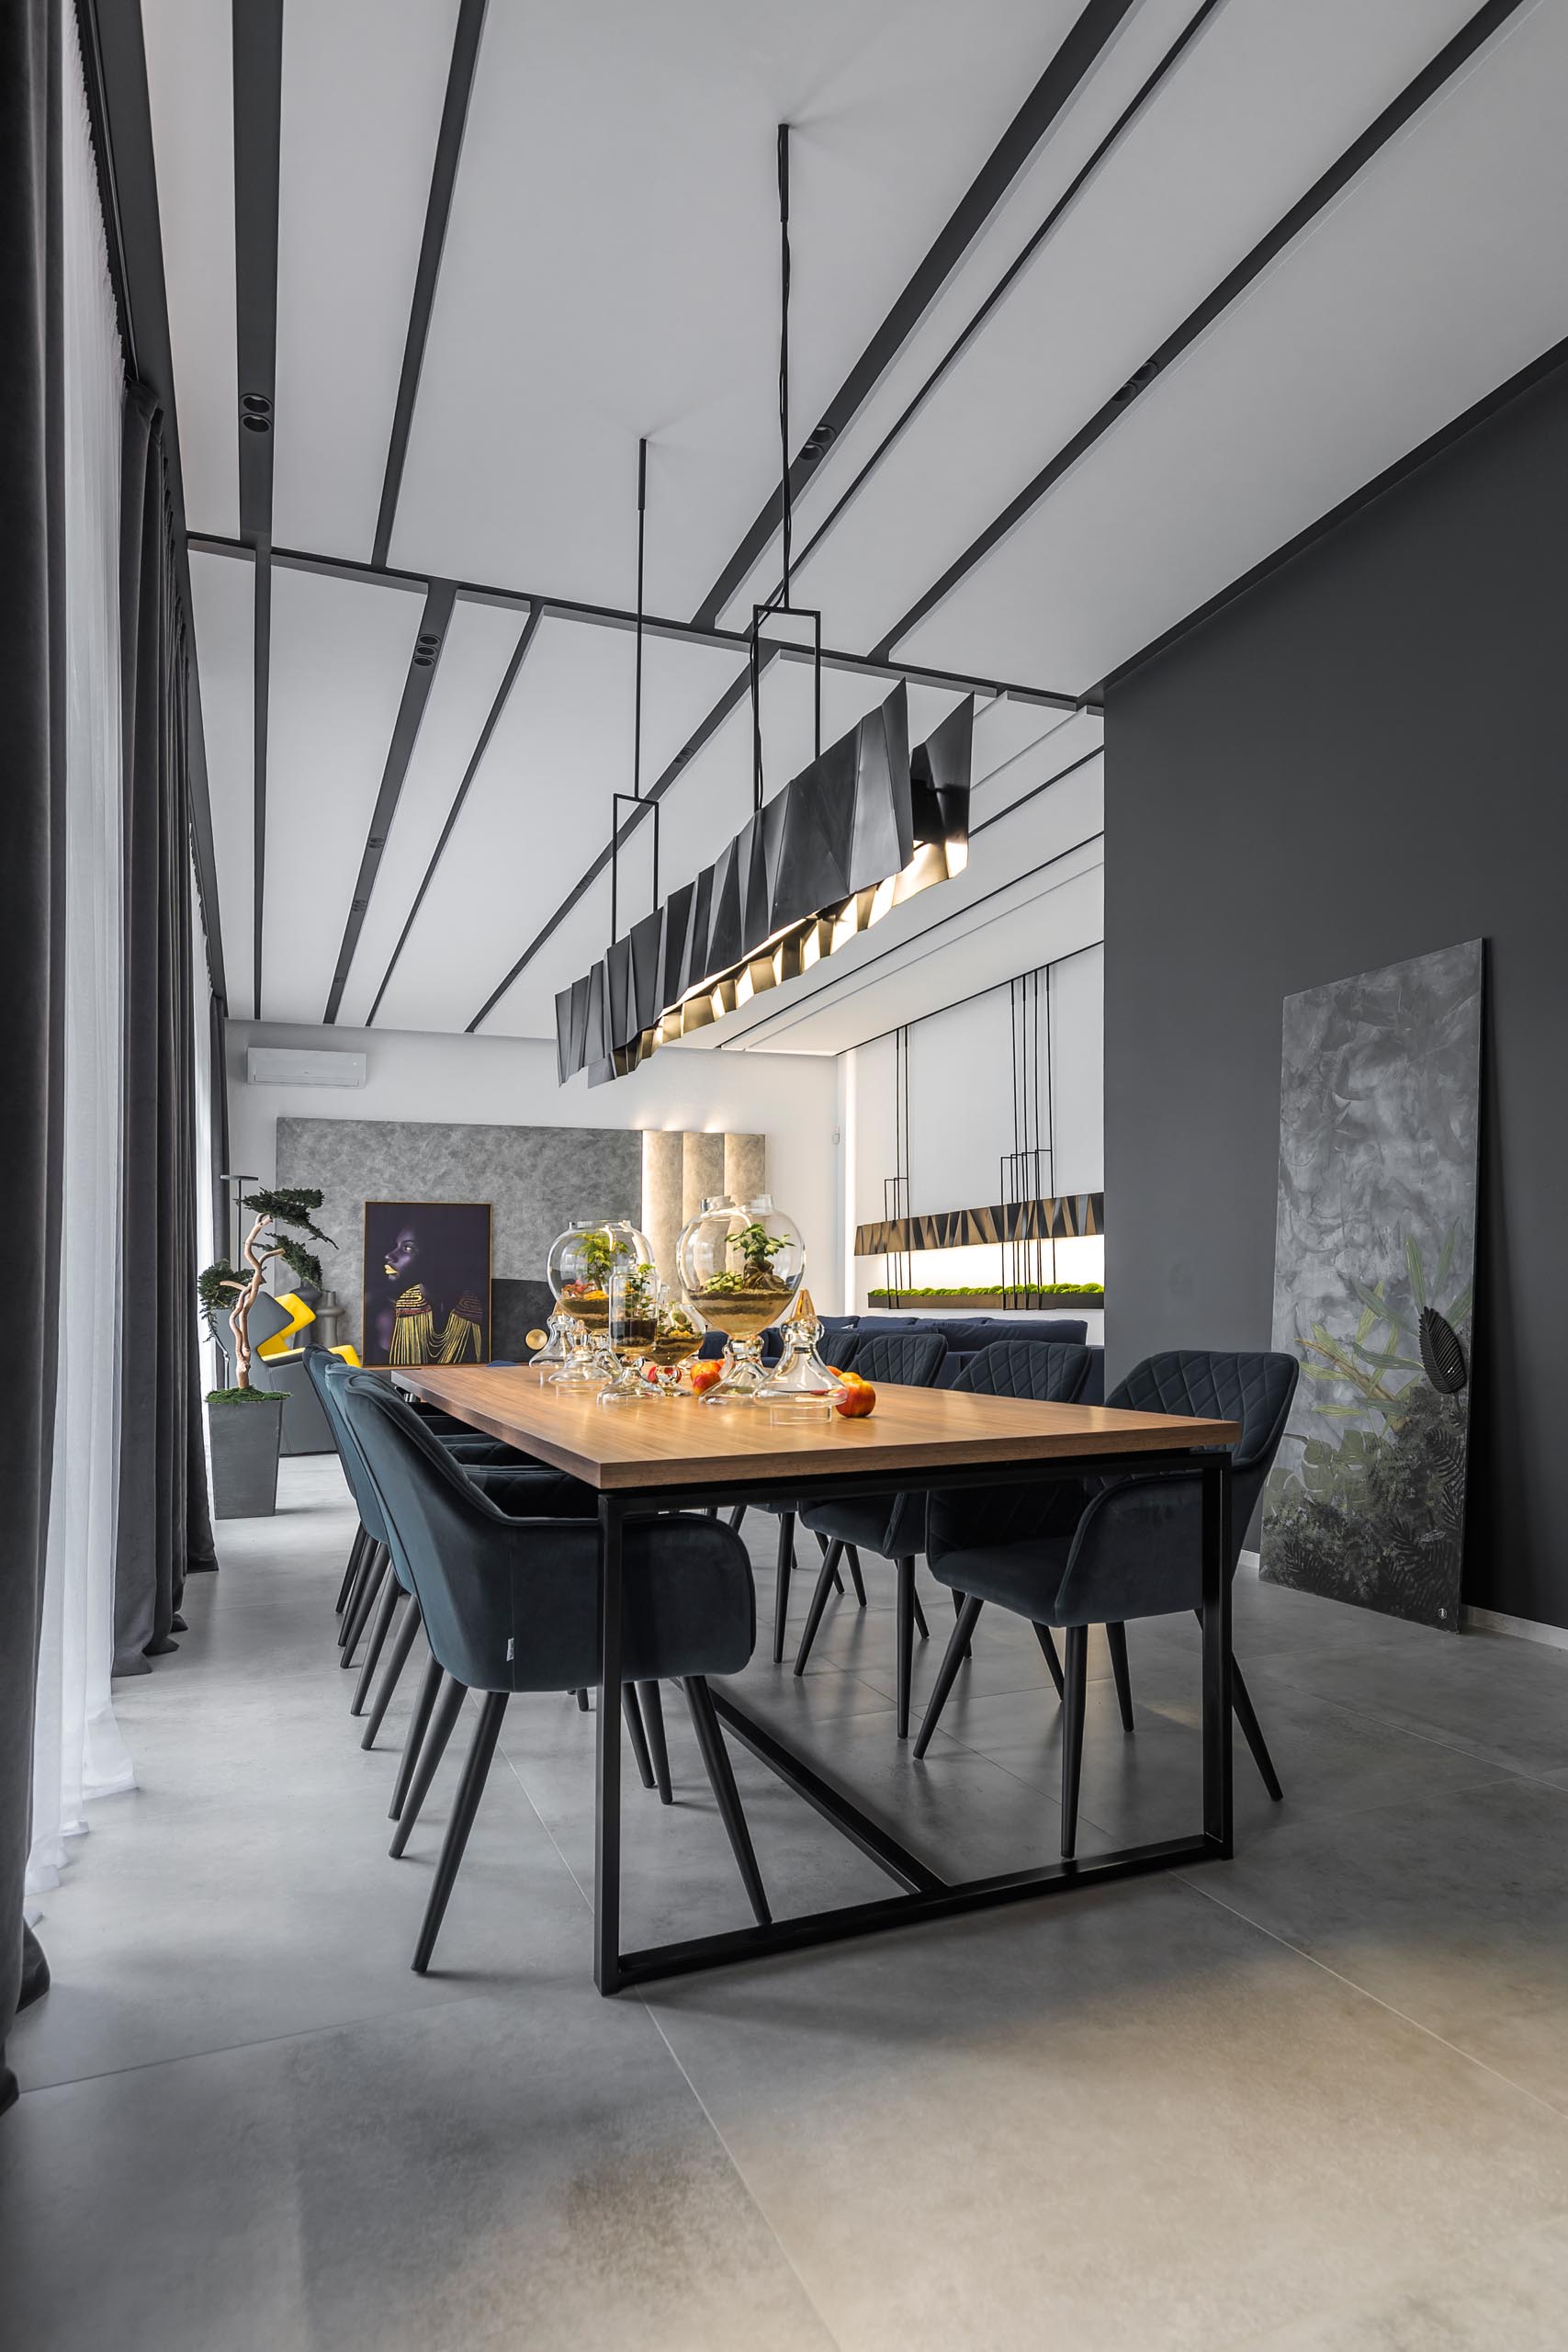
690 0 1141 633
231 0 283 1012
1102 330 1568 695
870 0 1533 663
322 581 457 1023
185 531 1081 709
364 603 542 1027
76 0 229 1011
769 1 1220 607
465 651 776 1034
371 0 488 568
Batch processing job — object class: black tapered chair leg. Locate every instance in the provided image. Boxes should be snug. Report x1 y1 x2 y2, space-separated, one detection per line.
705 1505 718 1520
844 1544 867 1607
1189 1610 1283 1800
335 1526 368 1615
640 1681 672 1804
1061 1624 1089 1859
772 1510 795 1664
622 1684 655 1790
895 1558 917 1739
913 1595 983 1758
683 1678 769 1925
951 1589 974 1660
336 1544 370 1642
1231 1658 1283 1801
911 1585 929 1642
350 1576 402 1715
362 1595 422 1749
340 1549 389 1668
792 1541 843 1677
1031 1618 1066 1702
389 1675 468 1857
728 1504 747 1534
412 1691 508 1973
390 1655 443 1820
574 1687 590 1712
1106 1622 1135 1732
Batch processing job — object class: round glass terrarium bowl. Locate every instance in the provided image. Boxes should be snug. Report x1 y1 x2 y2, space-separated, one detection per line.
648 1285 705 1369
676 1194 804 1341
547 1219 657 1336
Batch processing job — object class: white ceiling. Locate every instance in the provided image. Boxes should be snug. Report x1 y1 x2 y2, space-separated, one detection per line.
144 0 1567 1037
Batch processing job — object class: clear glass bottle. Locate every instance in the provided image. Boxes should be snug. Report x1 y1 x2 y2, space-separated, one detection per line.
548 1323 612 1389
526 1310 580 1377
754 1292 837 1419
696 1330 770 1407
676 1193 804 1341
547 1218 657 1336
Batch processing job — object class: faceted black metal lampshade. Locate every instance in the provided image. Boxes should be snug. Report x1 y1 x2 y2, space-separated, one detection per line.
556 682 974 1086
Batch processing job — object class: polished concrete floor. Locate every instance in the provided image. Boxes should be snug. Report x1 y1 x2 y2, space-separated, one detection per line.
7 1457 1568 2349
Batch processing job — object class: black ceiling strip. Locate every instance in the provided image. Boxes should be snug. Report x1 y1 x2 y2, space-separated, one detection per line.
231 0 283 1011
1102 330 1568 695
322 579 457 1023
465 650 769 1034
371 0 488 568
185 532 1082 708
774 0 1220 602
691 0 1141 631
76 0 229 1010
364 602 542 1028
870 0 1532 662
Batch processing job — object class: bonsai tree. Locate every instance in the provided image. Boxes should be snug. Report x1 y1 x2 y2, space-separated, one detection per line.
199 1186 335 1400
729 1221 787 1286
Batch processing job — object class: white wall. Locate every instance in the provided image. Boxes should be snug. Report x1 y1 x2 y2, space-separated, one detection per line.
845 943 1105 1311
225 1021 844 1307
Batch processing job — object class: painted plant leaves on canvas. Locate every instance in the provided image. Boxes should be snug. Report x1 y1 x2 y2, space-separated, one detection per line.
1260 940 1482 1630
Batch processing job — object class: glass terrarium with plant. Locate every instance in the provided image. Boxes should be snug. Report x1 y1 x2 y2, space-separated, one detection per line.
676 1193 804 1340
546 1218 656 1334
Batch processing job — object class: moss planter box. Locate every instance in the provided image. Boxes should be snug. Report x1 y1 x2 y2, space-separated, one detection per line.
207 1394 286 1518
867 1289 1104 1313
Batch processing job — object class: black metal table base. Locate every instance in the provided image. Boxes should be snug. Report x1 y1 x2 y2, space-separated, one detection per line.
592 1451 1233 1996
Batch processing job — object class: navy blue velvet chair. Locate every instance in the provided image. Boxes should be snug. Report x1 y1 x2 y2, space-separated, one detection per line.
797 1340 1093 1734
915 1349 1299 1856
336 1374 766 1972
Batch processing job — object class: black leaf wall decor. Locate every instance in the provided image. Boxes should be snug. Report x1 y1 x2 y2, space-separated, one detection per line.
1418 1306 1468 1395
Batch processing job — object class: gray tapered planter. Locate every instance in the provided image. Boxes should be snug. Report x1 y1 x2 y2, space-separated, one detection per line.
208 1396 285 1518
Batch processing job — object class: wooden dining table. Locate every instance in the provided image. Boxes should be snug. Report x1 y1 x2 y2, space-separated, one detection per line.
395 1364 1240 1995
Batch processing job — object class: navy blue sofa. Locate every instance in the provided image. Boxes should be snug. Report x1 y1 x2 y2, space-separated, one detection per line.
695 1310 1103 1402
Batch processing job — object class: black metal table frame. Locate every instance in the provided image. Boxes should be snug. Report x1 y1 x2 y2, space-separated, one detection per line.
592 1445 1233 1996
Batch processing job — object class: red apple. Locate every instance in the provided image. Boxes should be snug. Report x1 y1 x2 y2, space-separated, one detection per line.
834 1380 875 1419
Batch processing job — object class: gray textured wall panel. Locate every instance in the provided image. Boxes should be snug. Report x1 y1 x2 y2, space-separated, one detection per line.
276 1118 641 1350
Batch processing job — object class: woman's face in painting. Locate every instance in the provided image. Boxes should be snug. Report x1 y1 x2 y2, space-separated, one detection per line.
382 1227 419 1280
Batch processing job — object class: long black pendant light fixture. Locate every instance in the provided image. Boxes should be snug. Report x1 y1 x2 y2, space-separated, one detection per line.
558 127 974 1087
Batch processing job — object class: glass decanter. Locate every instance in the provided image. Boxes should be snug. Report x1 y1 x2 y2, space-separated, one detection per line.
526 1310 580 1377
547 1217 657 1337
676 1193 804 1341
753 1291 837 1419
548 1323 613 1389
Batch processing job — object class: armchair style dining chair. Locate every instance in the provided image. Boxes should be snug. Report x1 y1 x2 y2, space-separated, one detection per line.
337 1374 766 1973
795 1338 1092 1736
915 1349 1299 1855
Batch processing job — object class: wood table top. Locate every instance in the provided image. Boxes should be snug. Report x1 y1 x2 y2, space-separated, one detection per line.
394 1364 1240 1493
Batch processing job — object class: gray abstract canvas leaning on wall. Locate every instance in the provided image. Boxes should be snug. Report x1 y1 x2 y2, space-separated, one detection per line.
1260 939 1482 1631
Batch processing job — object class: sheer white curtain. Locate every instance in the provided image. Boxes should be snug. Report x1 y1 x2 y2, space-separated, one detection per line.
28 37 134 1894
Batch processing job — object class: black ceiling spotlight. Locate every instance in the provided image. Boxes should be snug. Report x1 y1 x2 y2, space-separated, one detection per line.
241 391 272 434
554 124 974 1088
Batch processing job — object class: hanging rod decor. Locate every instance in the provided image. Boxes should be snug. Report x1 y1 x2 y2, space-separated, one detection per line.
556 681 974 1085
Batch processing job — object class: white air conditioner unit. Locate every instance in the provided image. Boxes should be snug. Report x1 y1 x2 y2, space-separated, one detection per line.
245 1047 367 1090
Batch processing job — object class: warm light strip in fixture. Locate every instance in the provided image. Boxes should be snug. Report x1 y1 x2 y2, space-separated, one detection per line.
556 682 974 1087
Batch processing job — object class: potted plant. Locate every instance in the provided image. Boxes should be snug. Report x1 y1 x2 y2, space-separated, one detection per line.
199 1185 334 1518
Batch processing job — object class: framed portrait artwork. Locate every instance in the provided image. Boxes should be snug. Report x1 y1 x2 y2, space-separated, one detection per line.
362 1200 492 1367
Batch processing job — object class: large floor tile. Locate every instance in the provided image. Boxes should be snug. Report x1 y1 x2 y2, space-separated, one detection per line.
0 1992 835 2352
648 1875 1568 2352
1197 1772 1568 2111
1246 2211 1568 2350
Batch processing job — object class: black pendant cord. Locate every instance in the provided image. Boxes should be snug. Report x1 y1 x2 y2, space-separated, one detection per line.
750 125 821 815
611 436 657 946
778 122 792 607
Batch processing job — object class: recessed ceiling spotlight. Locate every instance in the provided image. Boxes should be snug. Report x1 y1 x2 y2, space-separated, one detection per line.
242 415 270 434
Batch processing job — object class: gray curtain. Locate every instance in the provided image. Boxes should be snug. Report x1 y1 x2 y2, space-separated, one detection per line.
112 383 218 1675
0 0 66 2115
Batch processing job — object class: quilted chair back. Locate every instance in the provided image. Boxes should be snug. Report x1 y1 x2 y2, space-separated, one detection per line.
852 1330 948 1388
1105 1351 1299 1555
953 1340 1093 1405
822 1325 863 1372
312 1355 390 1549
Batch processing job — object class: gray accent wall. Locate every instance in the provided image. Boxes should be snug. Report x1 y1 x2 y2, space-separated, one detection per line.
1103 358 1568 1626
276 1118 641 1357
